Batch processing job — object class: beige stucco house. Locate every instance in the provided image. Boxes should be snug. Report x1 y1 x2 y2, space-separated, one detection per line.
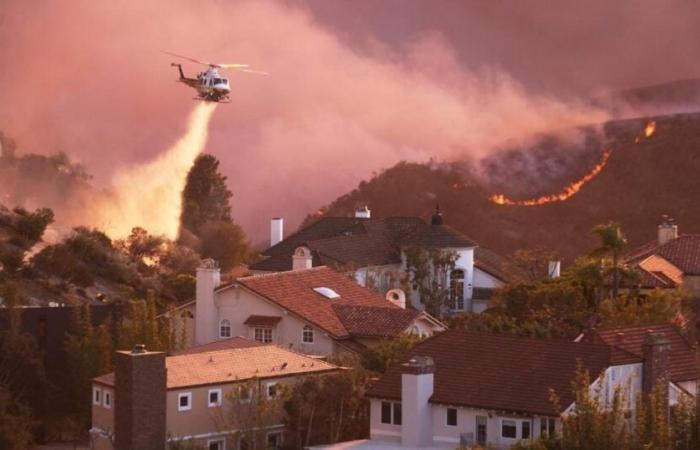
169 263 445 354
90 337 340 450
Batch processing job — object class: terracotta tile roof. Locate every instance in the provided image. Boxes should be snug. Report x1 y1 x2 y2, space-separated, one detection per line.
578 323 700 383
638 255 683 285
94 372 114 387
250 216 482 272
93 339 340 389
331 304 423 338
243 315 283 327
236 267 421 340
366 330 641 416
627 235 700 275
172 336 264 355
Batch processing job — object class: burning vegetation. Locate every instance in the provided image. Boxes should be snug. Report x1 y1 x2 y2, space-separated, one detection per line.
490 120 657 206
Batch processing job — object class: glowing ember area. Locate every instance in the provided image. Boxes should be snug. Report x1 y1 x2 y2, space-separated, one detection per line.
489 149 612 206
645 121 657 137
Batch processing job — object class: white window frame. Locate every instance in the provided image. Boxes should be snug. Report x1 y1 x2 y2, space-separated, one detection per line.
178 392 192 412
500 418 518 440
208 388 222 408
446 407 458 426
207 438 226 450
380 401 402 425
220 319 232 339
266 382 278 400
93 387 102 406
254 327 273 343
450 269 466 311
103 390 112 409
302 325 314 343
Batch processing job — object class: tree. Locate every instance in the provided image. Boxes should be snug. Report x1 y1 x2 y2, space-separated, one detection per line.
14 207 54 247
402 245 458 317
590 222 627 299
198 220 252 272
598 289 687 328
360 334 422 374
118 290 181 352
180 154 233 238
0 383 34 450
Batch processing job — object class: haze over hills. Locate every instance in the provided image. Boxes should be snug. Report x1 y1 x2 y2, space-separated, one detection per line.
310 110 700 261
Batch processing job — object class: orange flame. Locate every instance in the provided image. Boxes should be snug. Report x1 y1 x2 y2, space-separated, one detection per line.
644 121 656 138
489 149 612 206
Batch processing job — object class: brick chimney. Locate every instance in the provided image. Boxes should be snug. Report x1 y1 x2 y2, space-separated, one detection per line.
658 216 678 246
114 345 166 450
642 332 671 404
401 356 434 448
196 258 221 345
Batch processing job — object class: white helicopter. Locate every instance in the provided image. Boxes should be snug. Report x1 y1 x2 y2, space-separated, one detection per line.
165 51 267 103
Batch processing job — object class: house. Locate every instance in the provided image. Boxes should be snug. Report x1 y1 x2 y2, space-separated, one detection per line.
251 207 513 314
90 337 341 450
170 262 445 354
626 217 700 296
313 327 699 450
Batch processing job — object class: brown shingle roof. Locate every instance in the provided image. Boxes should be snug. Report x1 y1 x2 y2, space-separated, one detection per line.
243 315 283 327
627 235 700 275
366 330 640 416
236 267 418 339
578 323 700 383
93 338 339 389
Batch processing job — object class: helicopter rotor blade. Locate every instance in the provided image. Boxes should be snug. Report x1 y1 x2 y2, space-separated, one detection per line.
217 63 250 69
162 51 213 67
231 68 269 75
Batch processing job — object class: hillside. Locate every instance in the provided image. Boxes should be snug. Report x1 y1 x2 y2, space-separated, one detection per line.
311 111 700 261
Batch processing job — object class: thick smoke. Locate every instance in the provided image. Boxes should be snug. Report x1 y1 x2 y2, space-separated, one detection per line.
2 1 697 241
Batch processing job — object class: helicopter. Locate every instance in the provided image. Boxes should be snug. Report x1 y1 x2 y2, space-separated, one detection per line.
165 51 267 103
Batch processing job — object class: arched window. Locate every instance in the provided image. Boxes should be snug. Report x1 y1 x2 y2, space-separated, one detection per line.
219 319 231 338
302 325 314 343
450 269 465 311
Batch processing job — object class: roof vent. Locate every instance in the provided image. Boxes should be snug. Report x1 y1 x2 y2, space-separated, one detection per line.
313 287 340 299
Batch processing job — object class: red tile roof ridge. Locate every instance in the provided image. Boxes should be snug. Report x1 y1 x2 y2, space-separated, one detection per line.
238 265 330 281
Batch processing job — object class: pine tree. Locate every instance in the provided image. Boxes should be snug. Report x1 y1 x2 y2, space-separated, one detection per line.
180 154 233 237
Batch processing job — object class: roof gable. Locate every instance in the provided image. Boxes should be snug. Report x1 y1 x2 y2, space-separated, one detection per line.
627 235 700 275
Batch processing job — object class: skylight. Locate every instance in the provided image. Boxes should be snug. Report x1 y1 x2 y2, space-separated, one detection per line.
313 287 340 299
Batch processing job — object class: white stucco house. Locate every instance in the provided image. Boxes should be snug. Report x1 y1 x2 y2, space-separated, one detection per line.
251 207 512 314
312 326 699 450
168 263 445 355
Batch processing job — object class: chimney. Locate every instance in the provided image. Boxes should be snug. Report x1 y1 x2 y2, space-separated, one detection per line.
270 218 284 247
195 259 221 346
658 216 678 246
355 206 371 219
401 356 434 448
114 345 166 450
386 289 406 309
642 332 671 406
548 260 561 278
292 246 313 271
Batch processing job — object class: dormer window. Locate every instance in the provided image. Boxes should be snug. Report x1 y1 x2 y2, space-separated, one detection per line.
220 319 232 338
313 287 340 299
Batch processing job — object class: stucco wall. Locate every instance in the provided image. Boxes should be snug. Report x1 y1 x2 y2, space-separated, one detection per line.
90 384 115 450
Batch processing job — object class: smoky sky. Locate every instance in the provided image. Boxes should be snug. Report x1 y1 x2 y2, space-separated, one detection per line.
1 0 698 243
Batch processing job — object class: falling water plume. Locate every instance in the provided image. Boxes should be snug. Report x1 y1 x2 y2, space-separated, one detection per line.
94 102 218 238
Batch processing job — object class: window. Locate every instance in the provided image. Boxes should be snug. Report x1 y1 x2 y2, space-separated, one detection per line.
208 388 222 407
313 287 340 299
476 416 487 445
239 386 252 403
103 390 112 409
93 387 101 406
267 431 283 449
178 392 192 411
501 420 517 439
255 327 273 343
220 319 232 338
207 439 225 450
540 418 556 437
267 383 278 399
522 421 531 439
381 401 402 425
302 325 314 343
450 269 465 310
447 408 458 426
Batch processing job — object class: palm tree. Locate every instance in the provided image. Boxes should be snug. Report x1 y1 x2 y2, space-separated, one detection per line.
590 222 627 298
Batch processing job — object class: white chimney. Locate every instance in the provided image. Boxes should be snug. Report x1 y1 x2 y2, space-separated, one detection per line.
195 259 221 346
401 356 434 448
386 289 406 309
658 217 678 246
292 246 313 271
270 217 284 247
548 260 561 278
355 206 371 219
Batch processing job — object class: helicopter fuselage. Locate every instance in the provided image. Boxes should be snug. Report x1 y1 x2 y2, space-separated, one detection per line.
171 64 231 102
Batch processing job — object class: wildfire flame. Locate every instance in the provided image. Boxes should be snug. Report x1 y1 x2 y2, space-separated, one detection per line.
645 121 656 138
93 102 218 238
489 149 612 206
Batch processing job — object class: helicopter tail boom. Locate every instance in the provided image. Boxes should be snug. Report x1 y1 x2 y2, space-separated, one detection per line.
171 63 185 79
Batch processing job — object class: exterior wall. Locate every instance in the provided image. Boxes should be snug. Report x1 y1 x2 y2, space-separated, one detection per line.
678 380 698 396
473 267 502 289
166 377 288 444
217 287 337 355
369 399 401 444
